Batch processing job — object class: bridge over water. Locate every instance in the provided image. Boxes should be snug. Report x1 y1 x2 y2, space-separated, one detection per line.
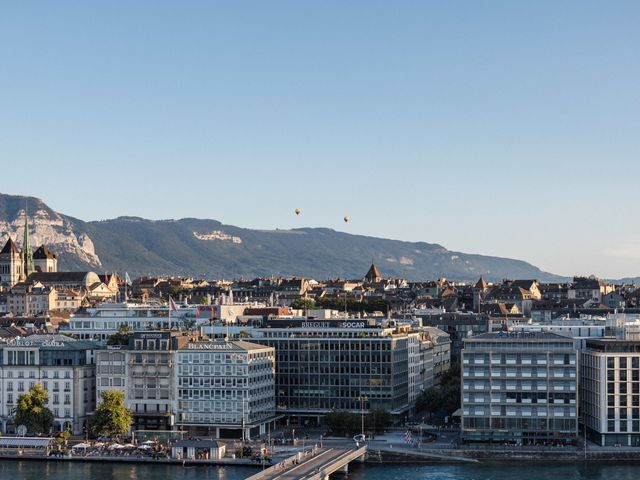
246 446 367 480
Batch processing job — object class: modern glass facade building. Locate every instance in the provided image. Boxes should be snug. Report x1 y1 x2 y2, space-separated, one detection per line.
582 339 640 446
249 319 434 425
461 332 578 444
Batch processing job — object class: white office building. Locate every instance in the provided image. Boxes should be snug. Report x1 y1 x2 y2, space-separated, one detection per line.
176 340 276 439
461 332 578 444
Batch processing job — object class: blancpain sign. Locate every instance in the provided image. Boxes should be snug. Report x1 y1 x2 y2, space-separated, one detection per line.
187 343 234 350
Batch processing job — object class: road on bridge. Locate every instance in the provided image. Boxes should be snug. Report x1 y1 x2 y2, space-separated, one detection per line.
249 447 361 480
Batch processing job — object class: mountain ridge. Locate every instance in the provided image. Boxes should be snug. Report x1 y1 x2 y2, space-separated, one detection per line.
0 192 566 282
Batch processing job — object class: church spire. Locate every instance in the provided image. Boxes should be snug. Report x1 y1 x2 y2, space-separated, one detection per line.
23 202 35 277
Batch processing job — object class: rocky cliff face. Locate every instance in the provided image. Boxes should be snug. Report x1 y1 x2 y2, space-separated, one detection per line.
0 193 564 281
0 195 102 269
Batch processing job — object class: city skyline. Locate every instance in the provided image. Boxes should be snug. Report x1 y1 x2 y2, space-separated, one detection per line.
2 2 639 278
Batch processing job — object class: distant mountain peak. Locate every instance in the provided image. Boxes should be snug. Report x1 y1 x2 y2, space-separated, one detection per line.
0 192 565 281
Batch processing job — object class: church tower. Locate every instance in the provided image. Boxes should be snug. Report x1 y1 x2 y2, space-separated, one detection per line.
33 245 57 273
364 261 382 283
0 238 23 288
22 204 35 279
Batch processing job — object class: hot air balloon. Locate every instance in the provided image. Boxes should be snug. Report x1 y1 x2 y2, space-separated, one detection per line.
343 216 349 223
295 208 301 216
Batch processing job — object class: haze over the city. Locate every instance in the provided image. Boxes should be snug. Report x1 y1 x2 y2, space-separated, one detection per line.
1 1 639 279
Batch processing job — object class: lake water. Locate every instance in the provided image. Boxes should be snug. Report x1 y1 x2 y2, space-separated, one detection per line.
1 460 639 480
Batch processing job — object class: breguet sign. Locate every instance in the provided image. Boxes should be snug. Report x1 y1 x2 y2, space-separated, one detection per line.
266 319 369 329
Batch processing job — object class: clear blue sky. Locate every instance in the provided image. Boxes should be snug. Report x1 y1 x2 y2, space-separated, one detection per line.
1 1 639 279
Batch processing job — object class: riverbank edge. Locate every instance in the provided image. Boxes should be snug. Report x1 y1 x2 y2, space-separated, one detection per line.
0 455 263 468
5 449 640 466
368 448 640 463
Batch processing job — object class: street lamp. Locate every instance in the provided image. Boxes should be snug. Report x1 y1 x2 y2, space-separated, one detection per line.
359 395 368 438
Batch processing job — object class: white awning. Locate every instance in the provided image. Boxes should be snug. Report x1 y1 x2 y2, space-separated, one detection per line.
0 437 53 448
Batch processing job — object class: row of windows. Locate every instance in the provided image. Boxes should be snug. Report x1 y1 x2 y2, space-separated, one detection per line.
607 420 640 432
608 357 640 369
177 365 250 376
607 408 640 420
463 417 577 431
4 381 71 392
608 370 640 381
464 353 575 364
277 365 394 375
607 382 640 394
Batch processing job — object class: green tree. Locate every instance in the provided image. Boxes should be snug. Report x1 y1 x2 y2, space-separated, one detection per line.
326 410 392 436
368 409 392 433
14 384 54 434
291 298 316 310
168 285 183 297
198 296 209 305
416 387 442 418
415 362 461 417
107 325 132 346
90 390 132 437
314 296 390 314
